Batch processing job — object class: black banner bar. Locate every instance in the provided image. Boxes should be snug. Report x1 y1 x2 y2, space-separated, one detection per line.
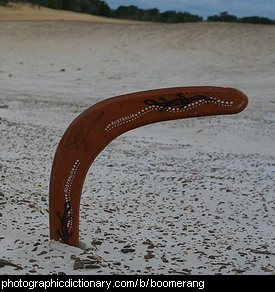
0 275 271 291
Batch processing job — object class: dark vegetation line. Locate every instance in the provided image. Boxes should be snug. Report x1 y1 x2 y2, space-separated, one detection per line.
1 0 274 24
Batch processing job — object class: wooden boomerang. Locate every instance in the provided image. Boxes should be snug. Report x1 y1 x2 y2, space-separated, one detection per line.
49 86 248 246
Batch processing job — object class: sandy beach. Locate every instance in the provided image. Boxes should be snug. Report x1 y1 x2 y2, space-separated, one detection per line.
0 5 274 274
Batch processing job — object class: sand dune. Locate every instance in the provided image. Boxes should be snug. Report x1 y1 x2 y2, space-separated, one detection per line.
0 16 274 275
0 3 143 23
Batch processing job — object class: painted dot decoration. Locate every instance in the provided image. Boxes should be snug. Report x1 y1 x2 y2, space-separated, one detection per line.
63 159 81 228
105 97 234 132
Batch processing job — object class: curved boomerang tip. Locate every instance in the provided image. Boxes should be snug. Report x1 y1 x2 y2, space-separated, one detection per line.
49 86 248 246
219 87 248 114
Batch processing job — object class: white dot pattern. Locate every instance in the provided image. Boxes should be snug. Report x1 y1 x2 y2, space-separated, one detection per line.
63 159 81 228
105 97 234 132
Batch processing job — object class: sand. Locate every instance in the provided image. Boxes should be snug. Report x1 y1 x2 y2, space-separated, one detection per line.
0 3 144 23
0 5 275 275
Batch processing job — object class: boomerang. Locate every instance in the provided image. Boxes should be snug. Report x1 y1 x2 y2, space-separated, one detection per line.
49 86 248 246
